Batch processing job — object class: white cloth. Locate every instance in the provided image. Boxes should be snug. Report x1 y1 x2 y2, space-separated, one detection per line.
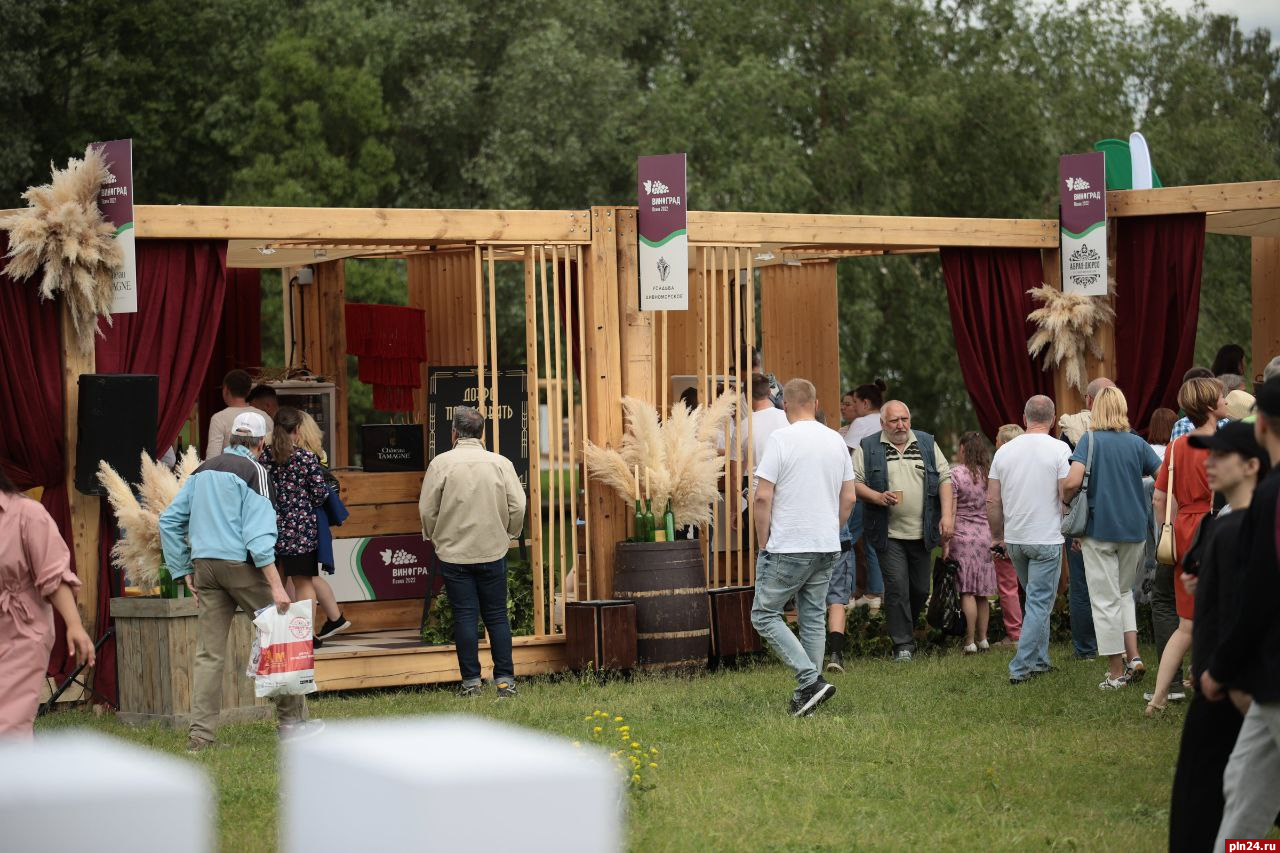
989 433 1070 545
749 407 790 468
843 412 882 450
755 420 854 553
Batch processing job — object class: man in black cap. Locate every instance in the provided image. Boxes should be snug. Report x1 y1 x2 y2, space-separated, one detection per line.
1204 379 1280 845
1167 422 1269 851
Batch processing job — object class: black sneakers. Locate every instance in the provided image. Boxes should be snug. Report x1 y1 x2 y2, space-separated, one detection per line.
457 682 484 697
789 678 836 717
316 616 352 641
825 650 845 674
496 681 518 699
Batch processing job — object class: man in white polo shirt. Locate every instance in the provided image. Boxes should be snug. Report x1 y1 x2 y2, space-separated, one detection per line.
750 378 857 717
988 394 1071 684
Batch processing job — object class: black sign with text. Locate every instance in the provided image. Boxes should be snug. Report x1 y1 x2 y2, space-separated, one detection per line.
427 366 529 490
361 424 425 472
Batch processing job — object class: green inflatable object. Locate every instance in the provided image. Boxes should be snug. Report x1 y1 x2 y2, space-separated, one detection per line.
1092 138 1162 190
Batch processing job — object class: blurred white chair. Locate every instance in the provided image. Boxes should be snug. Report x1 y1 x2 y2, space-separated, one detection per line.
283 716 621 852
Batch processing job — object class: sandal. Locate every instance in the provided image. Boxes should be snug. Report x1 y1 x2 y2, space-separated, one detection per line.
1143 700 1167 717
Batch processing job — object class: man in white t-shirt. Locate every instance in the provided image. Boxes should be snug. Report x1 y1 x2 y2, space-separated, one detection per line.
750 378 857 717
206 370 274 458
988 394 1070 685
749 375 790 469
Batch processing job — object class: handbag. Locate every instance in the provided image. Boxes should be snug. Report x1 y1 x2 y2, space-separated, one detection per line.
926 557 965 637
1061 429 1095 537
1156 439 1178 566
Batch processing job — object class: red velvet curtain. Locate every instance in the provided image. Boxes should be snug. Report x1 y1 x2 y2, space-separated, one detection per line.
0 233 79 678
1114 213 1205 432
941 248 1055 439
198 267 262 452
92 239 229 704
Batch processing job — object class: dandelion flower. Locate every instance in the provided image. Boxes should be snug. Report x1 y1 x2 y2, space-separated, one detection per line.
584 716 593 721
631 742 640 749
593 726 602 734
631 774 641 783
650 747 659 754
649 763 658 768
615 716 623 722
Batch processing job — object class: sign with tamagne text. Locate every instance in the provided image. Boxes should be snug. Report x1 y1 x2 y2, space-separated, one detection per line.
89 139 138 314
1059 152 1108 296
637 153 688 311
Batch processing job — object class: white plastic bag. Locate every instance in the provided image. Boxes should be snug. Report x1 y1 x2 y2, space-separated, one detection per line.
248 600 317 698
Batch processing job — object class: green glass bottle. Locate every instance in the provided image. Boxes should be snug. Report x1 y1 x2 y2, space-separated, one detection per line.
663 499 676 542
634 498 645 542
643 499 656 542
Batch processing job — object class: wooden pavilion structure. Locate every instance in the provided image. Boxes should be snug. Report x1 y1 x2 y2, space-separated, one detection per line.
12 178 1279 692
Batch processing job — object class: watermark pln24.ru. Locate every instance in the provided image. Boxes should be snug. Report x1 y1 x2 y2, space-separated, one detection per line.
1227 841 1280 852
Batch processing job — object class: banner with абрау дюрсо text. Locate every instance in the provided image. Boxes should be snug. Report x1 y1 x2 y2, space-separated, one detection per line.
1059 151 1108 297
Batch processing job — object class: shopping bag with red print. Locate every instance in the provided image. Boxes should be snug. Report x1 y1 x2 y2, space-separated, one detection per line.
248 600 317 698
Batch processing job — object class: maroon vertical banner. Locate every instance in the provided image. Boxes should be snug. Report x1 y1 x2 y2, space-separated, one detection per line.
637 153 688 311
1059 152 1108 296
88 139 137 313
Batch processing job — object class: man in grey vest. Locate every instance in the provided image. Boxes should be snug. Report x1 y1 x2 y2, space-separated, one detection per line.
853 401 954 661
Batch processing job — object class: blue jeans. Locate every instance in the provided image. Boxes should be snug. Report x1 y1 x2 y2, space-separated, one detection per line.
440 557 514 686
751 551 838 692
847 501 884 596
1067 542 1098 657
1007 543 1062 680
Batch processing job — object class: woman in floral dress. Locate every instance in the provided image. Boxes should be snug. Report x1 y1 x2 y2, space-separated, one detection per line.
946 432 998 654
260 407 330 615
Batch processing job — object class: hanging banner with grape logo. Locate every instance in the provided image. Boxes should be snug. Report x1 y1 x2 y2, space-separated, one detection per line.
638 153 688 311
1059 152 1108 296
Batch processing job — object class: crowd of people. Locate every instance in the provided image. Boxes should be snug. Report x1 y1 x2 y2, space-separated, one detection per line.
747 343 1280 846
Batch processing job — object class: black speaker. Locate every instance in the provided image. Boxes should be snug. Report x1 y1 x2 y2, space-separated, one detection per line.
75 374 158 495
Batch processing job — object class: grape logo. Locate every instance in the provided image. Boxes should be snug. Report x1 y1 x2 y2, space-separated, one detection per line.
380 548 417 566
1064 176 1092 192
643 179 670 196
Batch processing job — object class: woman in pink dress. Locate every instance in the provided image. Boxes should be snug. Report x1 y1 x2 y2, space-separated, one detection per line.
0 468 94 738
946 432 998 654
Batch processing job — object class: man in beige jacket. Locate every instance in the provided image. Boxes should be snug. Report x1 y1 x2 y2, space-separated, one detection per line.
419 406 526 697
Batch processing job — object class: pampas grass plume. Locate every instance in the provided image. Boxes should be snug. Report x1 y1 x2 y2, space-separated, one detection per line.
97 450 201 589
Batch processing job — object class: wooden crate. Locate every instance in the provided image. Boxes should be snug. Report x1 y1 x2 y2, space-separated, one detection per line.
110 597 270 728
565 601 637 672
708 586 762 659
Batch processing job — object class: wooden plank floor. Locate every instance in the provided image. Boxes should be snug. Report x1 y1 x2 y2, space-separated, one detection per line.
313 629 569 692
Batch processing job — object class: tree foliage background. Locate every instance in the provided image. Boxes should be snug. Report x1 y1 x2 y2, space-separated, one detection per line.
2 0 1276 442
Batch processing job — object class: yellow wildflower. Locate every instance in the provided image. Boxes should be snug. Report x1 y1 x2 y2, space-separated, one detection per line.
583 716 593 721
631 742 640 749
593 726 602 734
631 774 641 783
650 747 659 754
648 763 658 768
614 716 623 722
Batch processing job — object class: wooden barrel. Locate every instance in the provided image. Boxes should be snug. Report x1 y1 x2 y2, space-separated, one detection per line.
612 540 710 668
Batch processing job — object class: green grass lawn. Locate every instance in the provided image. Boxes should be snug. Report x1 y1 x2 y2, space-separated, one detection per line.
38 644 1184 852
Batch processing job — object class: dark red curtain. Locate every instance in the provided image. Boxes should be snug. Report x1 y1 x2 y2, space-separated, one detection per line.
0 233 79 679
92 239 230 704
1114 214 1205 433
941 247 1055 439
198 267 262 452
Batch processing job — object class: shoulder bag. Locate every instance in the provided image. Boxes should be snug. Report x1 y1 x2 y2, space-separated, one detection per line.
1156 439 1178 566
1061 430 1094 537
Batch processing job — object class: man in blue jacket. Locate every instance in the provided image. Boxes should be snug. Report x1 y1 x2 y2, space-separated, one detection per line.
160 412 314 752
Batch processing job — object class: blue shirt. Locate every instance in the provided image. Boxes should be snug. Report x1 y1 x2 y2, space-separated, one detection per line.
1070 431 1162 542
1170 416 1231 441
159 446 278 579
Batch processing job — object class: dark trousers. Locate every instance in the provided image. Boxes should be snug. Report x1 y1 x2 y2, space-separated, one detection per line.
1152 563 1183 680
1066 543 1098 657
1169 692 1244 852
877 538 933 653
441 557 514 685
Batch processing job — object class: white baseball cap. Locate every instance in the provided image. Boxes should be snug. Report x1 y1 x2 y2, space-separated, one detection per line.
231 411 268 438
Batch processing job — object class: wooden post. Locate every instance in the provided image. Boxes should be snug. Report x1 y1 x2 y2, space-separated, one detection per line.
616 208 652 403
1252 237 1280 384
523 252 545 634
314 260 348 466
60 304 99 642
584 207 626 599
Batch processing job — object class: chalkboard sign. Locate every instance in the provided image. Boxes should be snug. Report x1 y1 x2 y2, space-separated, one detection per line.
427 366 529 490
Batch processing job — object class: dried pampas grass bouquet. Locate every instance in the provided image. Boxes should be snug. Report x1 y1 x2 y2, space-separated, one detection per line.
97 449 201 589
585 393 736 529
1026 283 1115 393
0 145 123 353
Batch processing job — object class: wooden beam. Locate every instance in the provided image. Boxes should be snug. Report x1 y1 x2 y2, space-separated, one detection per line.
1253 237 1280 383
314 260 348 466
128 206 591 243
1207 208 1280 238
1108 180 1280 218
60 303 99 646
689 211 1055 249
333 470 422 505
584 207 626 599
